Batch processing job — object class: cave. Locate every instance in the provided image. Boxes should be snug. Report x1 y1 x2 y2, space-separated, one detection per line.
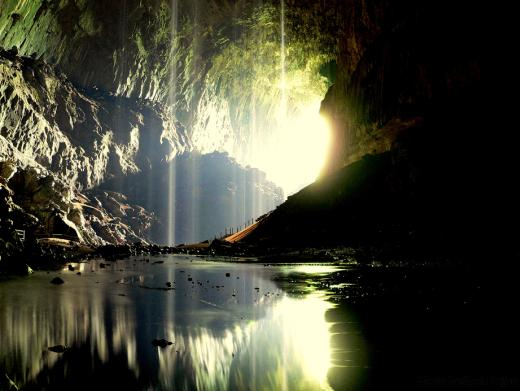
1 1 517 390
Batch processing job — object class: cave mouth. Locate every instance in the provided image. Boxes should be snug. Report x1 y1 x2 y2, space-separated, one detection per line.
0 0 342 246
165 0 338 197
250 101 331 196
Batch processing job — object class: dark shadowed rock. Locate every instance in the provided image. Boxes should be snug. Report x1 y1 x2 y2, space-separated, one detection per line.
50 277 64 285
151 339 173 348
48 345 68 353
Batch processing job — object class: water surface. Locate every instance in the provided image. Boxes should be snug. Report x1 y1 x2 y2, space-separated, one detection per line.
0 256 351 390
4 257 517 390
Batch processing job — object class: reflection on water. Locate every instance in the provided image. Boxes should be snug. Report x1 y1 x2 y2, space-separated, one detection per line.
0 258 347 390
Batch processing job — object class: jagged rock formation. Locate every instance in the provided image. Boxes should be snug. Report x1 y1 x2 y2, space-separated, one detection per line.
0 48 186 189
0 48 282 247
0 161 157 247
0 0 173 101
0 47 185 246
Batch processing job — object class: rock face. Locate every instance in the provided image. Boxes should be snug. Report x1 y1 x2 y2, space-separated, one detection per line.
0 0 172 101
0 161 157 248
320 0 484 173
0 48 186 189
0 47 187 246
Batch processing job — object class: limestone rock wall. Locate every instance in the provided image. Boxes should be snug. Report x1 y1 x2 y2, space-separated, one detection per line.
0 48 188 245
0 0 173 101
320 0 483 172
0 48 187 189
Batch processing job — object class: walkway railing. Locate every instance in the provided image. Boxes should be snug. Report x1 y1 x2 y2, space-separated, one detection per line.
216 212 271 240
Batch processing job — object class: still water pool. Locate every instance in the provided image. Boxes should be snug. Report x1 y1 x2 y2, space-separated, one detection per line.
0 256 355 390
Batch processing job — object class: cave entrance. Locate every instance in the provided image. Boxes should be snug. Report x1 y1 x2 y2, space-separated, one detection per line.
251 101 330 196
177 2 336 197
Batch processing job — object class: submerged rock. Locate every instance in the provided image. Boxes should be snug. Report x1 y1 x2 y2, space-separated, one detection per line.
50 277 64 285
48 345 68 353
151 339 173 348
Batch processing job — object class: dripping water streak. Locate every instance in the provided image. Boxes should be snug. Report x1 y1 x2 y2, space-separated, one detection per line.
168 0 179 245
280 0 287 124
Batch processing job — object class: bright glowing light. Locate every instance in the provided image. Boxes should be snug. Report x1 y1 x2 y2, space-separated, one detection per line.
278 295 334 389
294 265 342 275
254 102 330 196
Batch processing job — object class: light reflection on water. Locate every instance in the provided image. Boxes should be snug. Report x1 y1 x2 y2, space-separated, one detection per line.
0 257 345 390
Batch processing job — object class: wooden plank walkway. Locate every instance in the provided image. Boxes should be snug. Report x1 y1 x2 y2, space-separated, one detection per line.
224 221 260 243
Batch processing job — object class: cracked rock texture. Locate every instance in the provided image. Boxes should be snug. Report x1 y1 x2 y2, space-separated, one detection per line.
0 47 190 245
0 162 156 247
0 48 187 189
0 0 172 101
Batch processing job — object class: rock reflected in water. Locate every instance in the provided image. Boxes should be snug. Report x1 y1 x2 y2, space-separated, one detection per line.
0 256 344 390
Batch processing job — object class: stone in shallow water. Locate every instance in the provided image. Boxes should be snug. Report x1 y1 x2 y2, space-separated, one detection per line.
151 339 173 348
50 277 64 285
48 345 68 353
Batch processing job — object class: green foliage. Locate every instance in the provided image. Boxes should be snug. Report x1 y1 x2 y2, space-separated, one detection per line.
181 1 337 144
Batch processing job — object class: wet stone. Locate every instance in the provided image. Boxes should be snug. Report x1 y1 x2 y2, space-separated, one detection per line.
151 339 173 348
50 277 64 285
48 345 68 353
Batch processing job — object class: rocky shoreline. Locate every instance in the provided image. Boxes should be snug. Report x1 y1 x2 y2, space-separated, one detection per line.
0 232 472 278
